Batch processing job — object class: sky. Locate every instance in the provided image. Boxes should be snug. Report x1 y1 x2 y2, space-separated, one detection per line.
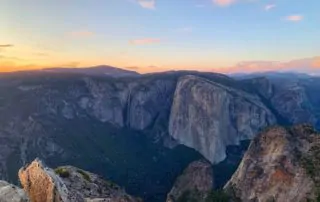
0 0 320 74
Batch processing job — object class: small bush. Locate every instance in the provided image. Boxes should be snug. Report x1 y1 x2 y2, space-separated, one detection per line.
206 190 230 202
107 181 119 189
54 167 70 178
77 169 91 182
176 190 198 202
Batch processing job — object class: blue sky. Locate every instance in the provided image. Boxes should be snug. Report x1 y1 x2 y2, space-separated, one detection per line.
0 0 319 73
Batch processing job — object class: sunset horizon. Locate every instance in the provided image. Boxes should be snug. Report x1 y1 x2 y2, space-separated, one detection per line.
1 0 320 74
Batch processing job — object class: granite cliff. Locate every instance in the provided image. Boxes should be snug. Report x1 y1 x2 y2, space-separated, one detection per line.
224 124 320 202
169 75 276 163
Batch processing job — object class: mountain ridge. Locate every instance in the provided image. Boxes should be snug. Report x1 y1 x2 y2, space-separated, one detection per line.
0 69 320 201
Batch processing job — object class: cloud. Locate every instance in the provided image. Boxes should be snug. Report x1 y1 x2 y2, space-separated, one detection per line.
285 15 303 22
130 38 161 45
126 66 140 70
219 56 320 74
147 65 160 68
0 44 14 48
124 65 164 73
212 0 237 7
137 0 156 10
265 4 276 11
311 57 320 68
68 31 95 38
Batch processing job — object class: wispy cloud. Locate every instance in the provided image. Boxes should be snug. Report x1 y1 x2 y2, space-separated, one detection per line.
68 31 95 38
126 66 140 70
125 65 164 73
137 0 156 10
0 44 14 48
130 38 161 45
219 56 320 74
285 15 304 22
265 4 276 11
147 65 160 69
312 57 320 68
212 0 237 7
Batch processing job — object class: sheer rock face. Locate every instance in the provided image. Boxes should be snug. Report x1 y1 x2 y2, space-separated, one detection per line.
169 75 276 163
246 76 320 129
271 81 317 126
0 180 29 202
18 159 83 202
166 160 213 202
81 77 176 130
224 124 320 202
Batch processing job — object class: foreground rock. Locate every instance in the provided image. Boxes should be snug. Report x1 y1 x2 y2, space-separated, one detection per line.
0 180 29 202
224 124 320 202
19 159 84 202
19 159 140 202
166 160 213 202
54 166 140 202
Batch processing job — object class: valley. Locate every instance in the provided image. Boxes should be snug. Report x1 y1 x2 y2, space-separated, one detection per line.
0 68 319 201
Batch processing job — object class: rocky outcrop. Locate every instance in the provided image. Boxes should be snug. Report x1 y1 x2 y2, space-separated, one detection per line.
19 158 84 202
0 180 29 202
224 124 320 202
169 75 276 163
166 160 213 202
19 159 140 202
55 166 140 202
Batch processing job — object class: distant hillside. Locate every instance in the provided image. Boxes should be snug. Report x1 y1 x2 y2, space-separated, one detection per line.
42 65 140 77
230 71 313 80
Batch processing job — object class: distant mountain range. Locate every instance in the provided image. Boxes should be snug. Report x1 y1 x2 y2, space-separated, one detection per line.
42 65 140 77
2 65 319 79
230 71 315 79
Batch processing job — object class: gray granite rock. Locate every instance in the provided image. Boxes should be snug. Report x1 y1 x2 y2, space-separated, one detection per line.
224 124 320 202
0 180 29 202
169 75 276 163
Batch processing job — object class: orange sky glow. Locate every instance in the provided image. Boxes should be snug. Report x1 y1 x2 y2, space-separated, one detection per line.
1 0 320 74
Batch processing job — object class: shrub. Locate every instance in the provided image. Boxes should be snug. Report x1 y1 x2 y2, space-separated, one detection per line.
77 169 91 182
205 190 230 202
54 167 70 178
